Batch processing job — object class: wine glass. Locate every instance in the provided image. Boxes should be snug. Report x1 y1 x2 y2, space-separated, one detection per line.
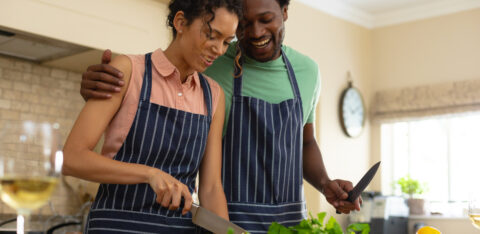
469 189 480 230
0 120 62 234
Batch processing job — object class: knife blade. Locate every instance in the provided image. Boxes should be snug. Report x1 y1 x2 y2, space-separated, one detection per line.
336 161 381 214
191 203 247 234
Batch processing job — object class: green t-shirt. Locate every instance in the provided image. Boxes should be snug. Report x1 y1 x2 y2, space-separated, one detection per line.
205 42 321 135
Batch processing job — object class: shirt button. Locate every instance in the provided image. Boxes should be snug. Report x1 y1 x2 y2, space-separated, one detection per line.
178 92 183 97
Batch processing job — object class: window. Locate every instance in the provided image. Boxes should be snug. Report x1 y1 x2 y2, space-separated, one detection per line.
381 112 480 203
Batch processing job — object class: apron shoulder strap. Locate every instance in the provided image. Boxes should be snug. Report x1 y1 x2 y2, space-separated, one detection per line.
233 55 244 97
281 50 301 100
198 73 213 119
140 53 153 102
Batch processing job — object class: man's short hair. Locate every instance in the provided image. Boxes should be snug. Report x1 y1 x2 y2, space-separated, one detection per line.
276 0 290 7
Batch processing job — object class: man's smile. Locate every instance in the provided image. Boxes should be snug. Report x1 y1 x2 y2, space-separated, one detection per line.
251 38 271 48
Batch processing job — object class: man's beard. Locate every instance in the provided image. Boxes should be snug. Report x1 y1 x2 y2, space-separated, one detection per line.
245 28 285 62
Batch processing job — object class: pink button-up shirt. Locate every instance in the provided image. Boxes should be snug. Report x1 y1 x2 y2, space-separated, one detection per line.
101 49 221 158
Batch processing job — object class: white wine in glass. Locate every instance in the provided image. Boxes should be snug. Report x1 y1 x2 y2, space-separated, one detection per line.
469 190 480 230
0 120 62 234
0 177 58 211
470 214 480 230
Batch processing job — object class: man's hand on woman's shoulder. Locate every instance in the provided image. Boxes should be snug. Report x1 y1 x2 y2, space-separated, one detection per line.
81 49 125 101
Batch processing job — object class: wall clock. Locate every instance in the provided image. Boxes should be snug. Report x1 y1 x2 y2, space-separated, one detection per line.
339 81 365 138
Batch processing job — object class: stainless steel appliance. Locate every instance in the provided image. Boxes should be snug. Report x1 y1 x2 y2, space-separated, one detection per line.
349 194 409 234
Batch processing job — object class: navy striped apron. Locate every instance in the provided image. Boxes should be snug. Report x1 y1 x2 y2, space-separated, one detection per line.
86 53 212 233
222 50 307 233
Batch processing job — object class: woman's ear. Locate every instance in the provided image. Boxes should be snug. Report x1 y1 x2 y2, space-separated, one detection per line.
173 11 186 34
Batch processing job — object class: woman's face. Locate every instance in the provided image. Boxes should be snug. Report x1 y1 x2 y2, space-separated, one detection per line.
178 7 238 72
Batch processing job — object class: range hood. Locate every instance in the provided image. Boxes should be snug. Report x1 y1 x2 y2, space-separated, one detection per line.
0 27 89 63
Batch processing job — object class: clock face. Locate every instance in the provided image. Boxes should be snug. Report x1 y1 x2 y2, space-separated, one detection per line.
340 87 365 137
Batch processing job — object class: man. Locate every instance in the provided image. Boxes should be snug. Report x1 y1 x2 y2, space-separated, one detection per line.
80 0 360 232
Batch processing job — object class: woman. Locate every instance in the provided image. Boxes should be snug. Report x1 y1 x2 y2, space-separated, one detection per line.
62 0 241 232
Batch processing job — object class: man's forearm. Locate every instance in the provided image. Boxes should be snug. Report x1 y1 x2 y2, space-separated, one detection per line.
303 139 330 193
302 123 330 193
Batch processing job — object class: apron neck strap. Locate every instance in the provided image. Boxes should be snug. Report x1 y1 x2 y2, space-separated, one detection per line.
233 48 301 99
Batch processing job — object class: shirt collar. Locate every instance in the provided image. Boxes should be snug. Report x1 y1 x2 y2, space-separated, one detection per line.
187 72 200 89
151 48 175 77
151 48 200 88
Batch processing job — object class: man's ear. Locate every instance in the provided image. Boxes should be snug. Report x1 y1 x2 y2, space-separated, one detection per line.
282 6 288 21
173 11 186 34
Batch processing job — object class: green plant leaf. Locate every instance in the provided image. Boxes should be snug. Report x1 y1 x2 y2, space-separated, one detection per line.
325 217 343 234
317 212 327 225
268 222 294 234
395 174 428 198
291 219 313 233
308 212 321 227
347 223 370 234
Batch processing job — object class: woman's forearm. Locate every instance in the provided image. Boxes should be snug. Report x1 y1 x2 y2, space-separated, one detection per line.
198 182 229 220
62 147 154 185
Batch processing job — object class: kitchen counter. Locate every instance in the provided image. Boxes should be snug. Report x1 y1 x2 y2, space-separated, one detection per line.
0 215 82 234
408 215 477 234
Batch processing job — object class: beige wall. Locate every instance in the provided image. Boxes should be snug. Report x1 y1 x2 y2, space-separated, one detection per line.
371 8 480 92
285 1 373 228
0 0 170 54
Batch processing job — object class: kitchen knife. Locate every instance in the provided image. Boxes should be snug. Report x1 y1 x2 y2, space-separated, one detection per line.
336 161 381 214
191 203 247 234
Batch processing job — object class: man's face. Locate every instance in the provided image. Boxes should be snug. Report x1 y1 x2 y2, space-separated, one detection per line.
239 0 288 62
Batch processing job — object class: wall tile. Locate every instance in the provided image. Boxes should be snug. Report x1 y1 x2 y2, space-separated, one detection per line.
14 61 32 72
0 99 11 109
0 79 13 89
0 57 15 68
51 68 68 79
32 65 51 76
13 81 32 92
0 55 90 216
3 69 22 80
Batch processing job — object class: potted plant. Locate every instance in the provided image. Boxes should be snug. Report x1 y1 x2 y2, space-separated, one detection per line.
395 175 427 215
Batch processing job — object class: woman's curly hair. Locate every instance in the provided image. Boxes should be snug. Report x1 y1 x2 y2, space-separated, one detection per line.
167 0 243 38
168 0 243 77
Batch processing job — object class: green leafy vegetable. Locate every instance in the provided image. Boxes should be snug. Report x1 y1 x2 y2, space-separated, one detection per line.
267 212 370 234
347 223 370 234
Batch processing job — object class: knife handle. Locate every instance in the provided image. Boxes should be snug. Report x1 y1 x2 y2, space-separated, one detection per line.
335 191 355 214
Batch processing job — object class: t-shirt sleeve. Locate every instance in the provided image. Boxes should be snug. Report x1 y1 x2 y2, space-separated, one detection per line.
306 65 322 123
